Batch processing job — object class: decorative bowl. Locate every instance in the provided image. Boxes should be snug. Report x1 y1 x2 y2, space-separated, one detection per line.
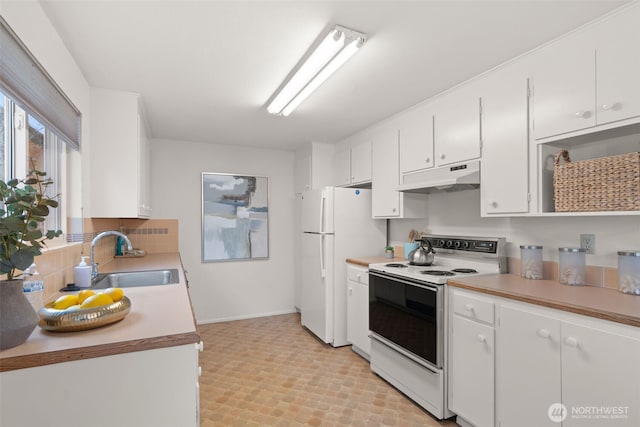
38 296 131 332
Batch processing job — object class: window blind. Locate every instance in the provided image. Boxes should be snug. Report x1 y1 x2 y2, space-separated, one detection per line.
0 16 81 150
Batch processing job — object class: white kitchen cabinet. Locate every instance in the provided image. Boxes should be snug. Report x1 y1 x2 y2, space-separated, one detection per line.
448 288 495 427
498 306 561 427
294 142 334 194
433 84 482 167
532 4 640 140
334 140 372 187
497 301 640 427
371 126 428 219
0 343 201 427
346 264 370 359
480 66 530 216
531 33 595 139
399 103 435 175
90 88 151 218
561 321 640 427
593 6 640 127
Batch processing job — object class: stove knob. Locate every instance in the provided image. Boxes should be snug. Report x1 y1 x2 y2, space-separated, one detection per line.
446 240 453 247
438 239 445 247
462 241 470 249
453 241 461 249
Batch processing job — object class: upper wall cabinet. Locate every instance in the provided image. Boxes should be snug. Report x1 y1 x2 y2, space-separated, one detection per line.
532 5 640 141
480 64 531 216
294 142 334 194
433 83 482 167
334 140 372 187
372 125 428 219
594 7 640 127
399 103 435 175
90 88 151 218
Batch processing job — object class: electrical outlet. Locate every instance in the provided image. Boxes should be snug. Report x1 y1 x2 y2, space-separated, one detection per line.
580 234 596 255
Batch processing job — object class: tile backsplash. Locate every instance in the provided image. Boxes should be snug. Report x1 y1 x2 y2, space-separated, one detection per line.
23 218 179 303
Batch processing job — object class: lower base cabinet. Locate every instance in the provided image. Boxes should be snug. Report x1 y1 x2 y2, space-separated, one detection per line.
499 303 640 427
448 288 495 427
0 343 200 427
448 287 640 427
347 264 370 358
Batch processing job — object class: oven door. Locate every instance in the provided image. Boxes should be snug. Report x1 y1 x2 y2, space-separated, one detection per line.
369 271 444 369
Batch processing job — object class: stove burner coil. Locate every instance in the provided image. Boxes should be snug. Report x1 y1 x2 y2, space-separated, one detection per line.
451 268 478 274
420 270 455 276
385 263 408 268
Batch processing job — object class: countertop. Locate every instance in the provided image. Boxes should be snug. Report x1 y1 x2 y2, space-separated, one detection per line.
0 253 200 372
449 274 640 328
346 256 406 267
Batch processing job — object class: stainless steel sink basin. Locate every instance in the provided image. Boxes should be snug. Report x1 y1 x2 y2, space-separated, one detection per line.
91 269 180 289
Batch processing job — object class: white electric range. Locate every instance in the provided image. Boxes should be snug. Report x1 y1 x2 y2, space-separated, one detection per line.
367 234 507 420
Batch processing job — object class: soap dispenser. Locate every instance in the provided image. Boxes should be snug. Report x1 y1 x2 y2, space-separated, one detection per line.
74 256 92 288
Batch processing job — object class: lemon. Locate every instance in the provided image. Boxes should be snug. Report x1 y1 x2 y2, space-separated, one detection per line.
102 287 124 302
52 294 79 310
77 289 95 304
66 304 81 311
80 293 114 309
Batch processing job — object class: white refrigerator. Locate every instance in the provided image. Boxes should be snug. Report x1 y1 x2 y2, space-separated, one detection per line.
300 187 386 347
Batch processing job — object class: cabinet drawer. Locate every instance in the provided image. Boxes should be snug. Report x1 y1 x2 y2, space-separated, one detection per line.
451 290 495 325
347 266 369 285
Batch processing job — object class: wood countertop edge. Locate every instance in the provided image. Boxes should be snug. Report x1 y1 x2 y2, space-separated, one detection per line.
0 331 201 372
448 281 640 328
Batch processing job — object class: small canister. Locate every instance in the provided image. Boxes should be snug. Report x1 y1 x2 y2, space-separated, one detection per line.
618 251 640 295
558 247 586 286
520 245 543 279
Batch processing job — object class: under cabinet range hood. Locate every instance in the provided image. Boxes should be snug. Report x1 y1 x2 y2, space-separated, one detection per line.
398 160 480 194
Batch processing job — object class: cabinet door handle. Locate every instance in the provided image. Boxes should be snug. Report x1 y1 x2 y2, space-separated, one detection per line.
537 329 550 339
477 334 486 343
464 303 474 312
574 110 589 118
348 287 353 296
440 154 446 160
488 201 498 208
425 157 431 163
564 336 579 348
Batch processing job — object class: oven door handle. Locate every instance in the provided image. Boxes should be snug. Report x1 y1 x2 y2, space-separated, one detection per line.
368 271 440 292
369 333 440 374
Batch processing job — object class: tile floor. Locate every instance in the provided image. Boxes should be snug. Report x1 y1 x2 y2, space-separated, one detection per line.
198 313 458 426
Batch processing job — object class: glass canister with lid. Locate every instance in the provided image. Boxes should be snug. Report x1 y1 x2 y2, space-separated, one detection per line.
618 251 640 295
558 247 586 286
520 245 543 279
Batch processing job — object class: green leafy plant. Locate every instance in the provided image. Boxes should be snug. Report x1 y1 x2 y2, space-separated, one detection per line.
0 170 62 280
385 246 394 252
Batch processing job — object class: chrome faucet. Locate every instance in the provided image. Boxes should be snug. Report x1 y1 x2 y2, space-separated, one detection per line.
90 230 133 279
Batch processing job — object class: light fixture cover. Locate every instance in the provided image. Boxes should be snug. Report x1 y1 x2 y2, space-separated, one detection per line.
267 25 366 116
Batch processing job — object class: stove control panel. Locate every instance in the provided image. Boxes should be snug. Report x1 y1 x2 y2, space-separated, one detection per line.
426 236 500 254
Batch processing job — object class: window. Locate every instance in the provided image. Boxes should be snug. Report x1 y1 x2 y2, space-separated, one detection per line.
1 89 64 234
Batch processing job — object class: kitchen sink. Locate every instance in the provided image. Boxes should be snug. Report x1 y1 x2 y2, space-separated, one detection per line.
91 269 180 289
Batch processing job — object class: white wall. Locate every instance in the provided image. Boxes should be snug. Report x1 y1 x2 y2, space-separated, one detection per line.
0 1 89 220
150 139 296 323
389 189 640 268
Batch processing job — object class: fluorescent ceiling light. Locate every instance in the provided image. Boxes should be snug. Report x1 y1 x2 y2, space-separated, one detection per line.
267 25 366 116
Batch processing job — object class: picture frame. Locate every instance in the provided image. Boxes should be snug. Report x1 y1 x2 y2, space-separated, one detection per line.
201 173 269 262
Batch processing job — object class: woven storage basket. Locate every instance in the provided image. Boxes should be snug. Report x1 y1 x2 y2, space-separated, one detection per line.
553 150 640 212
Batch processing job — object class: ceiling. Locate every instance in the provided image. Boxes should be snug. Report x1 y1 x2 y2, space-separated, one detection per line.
39 0 628 151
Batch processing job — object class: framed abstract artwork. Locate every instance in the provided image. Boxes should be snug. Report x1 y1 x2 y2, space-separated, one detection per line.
201 173 269 262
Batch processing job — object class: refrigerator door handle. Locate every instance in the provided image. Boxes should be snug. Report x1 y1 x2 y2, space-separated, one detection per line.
319 190 326 233
320 234 326 278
